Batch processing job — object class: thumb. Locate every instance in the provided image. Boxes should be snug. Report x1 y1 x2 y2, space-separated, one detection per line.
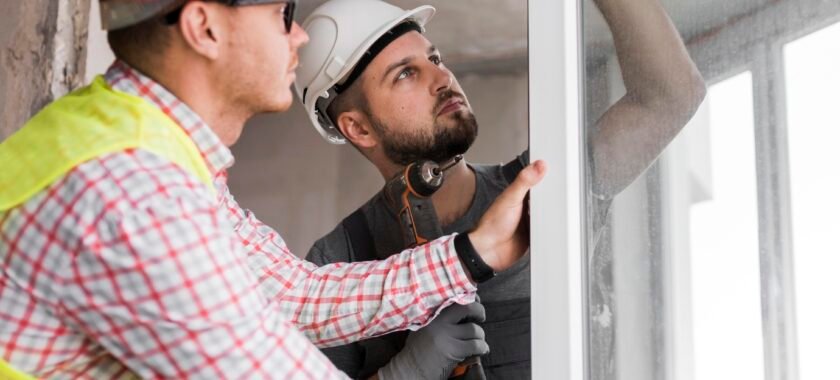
461 301 486 323
496 160 547 208
438 303 471 323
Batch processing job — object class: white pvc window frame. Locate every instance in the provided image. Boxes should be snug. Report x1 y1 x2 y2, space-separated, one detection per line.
528 0 586 379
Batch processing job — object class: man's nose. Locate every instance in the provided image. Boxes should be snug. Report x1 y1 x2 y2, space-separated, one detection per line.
290 21 309 48
432 66 453 95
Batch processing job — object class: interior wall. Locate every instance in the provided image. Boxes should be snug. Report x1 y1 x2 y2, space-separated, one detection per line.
80 6 528 257
228 72 529 256
86 0 114 82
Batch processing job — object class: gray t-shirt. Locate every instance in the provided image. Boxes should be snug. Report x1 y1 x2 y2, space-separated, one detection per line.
307 162 532 302
306 161 530 378
306 154 612 379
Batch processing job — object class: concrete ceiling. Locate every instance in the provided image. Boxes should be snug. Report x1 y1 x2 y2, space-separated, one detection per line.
298 0 779 72
296 0 527 70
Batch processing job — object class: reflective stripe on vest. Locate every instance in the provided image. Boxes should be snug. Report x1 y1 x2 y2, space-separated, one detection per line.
0 76 214 211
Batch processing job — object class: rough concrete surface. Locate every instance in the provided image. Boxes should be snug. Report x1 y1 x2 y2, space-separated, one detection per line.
1 0 90 140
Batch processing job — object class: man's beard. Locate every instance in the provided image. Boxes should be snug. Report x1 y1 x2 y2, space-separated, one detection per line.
368 93 479 165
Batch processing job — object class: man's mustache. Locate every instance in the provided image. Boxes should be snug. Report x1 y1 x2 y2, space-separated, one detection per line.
434 90 466 115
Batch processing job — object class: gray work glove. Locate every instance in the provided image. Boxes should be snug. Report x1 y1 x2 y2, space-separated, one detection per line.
377 302 489 380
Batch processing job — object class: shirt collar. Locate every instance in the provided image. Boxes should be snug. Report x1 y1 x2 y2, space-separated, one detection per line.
104 60 234 176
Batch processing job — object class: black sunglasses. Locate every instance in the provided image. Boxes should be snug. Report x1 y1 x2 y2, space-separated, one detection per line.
165 0 297 34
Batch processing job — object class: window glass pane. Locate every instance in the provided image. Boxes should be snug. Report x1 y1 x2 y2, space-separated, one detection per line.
690 72 764 380
581 1 792 379
784 21 840 380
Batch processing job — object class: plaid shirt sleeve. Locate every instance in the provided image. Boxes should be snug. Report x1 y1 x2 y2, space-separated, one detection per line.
215 175 478 348
1 62 477 378
53 163 476 378
57 165 345 379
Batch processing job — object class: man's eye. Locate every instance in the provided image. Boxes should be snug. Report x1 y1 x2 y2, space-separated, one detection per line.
396 68 414 81
430 55 442 65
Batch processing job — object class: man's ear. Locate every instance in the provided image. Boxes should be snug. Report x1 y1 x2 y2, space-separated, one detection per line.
337 111 378 149
178 2 223 60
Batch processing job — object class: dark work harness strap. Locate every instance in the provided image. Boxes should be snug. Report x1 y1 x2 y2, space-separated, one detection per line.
502 150 529 184
342 208 378 262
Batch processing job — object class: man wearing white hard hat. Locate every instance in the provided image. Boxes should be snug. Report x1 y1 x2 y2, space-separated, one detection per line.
295 0 706 379
0 0 547 378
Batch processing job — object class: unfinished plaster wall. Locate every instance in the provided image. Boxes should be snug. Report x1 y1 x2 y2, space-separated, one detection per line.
76 3 529 257
228 71 529 255
0 0 91 139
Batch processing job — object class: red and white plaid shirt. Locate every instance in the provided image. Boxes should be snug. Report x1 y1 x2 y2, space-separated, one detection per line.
0 61 477 379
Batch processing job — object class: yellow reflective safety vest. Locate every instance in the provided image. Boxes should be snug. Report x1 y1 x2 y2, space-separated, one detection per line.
0 76 215 212
0 357 34 380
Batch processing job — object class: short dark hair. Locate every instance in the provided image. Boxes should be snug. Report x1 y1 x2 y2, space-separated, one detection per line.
107 18 172 70
326 77 369 130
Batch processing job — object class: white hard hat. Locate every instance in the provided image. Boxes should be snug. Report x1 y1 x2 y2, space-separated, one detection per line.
294 0 435 144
